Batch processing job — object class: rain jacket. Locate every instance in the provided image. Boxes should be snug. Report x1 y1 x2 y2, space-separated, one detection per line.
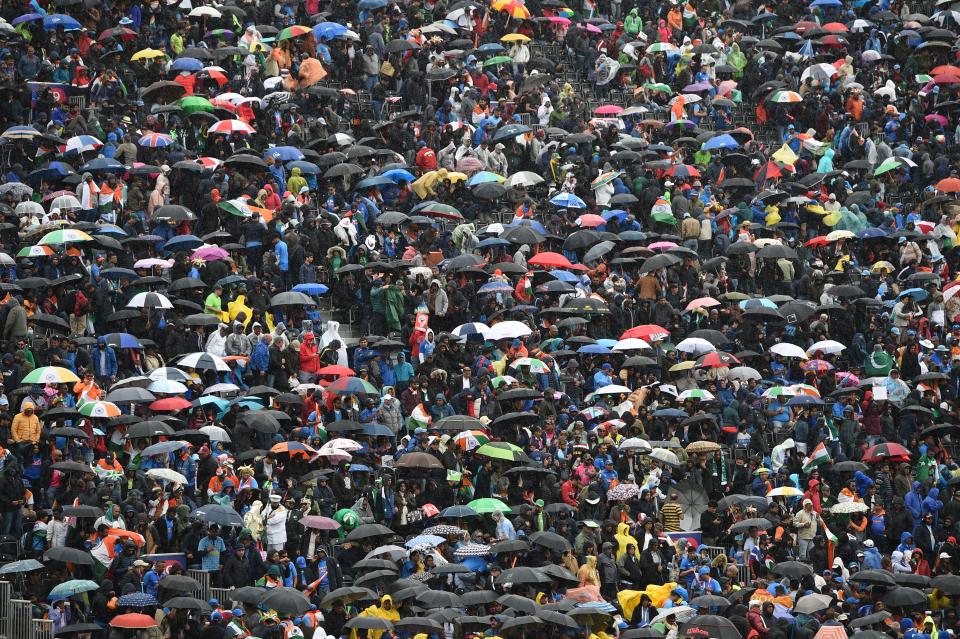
615 522 639 560
286 167 308 195
358 595 401 639
905 481 923 519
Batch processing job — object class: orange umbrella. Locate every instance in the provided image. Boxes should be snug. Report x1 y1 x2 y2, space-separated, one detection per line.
111 613 158 629
936 177 960 193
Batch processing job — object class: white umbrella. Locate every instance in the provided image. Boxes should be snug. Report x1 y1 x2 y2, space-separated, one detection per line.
0 253 14 266
651 606 696 625
199 425 231 442
506 171 545 188
322 438 363 452
188 6 220 17
148 367 192 382
485 321 532 341
801 63 837 82
676 337 716 355
728 366 762 381
147 379 189 394
619 437 652 453
367 545 408 561
594 384 632 395
203 382 241 394
678 389 715 401
650 448 680 465
830 501 869 514
176 352 230 372
15 201 43 218
770 343 809 359
806 340 845 355
613 338 652 351
127 292 173 309
146 468 188 484
51 194 82 210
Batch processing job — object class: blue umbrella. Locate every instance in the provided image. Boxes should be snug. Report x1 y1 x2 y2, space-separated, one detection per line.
380 168 416 183
550 193 587 208
95 224 128 237
786 395 824 406
50 580 100 599
11 13 42 25
194 396 229 411
577 344 611 354
476 237 510 249
476 43 505 53
702 134 740 151
349 464 372 472
896 288 928 302
405 534 446 549
171 57 204 72
550 270 579 283
508 219 546 233
857 227 887 239
313 21 348 40
287 160 320 174
809 0 842 6
264 146 304 162
652 408 688 418
80 157 126 172
104 333 142 349
292 283 329 296
28 162 74 183
0 559 43 574
141 441 187 457
162 234 203 252
117 592 160 608
356 176 395 189
358 0 388 8
602 209 629 223
739 298 777 309
43 14 81 30
100 267 139 280
362 423 395 437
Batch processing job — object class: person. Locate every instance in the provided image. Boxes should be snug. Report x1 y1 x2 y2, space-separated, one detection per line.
794 499 819 560
198 524 226 572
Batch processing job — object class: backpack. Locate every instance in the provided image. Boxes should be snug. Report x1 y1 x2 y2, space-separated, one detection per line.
74 290 90 316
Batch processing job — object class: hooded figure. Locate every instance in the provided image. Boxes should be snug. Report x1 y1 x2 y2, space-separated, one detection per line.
287 166 307 195
319 320 348 367
817 148 835 174
615 522 639 561
905 481 924 519
358 595 400 639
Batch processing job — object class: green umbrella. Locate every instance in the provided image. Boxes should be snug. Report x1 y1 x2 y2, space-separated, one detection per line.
475 442 529 462
643 82 673 94
466 498 512 514
651 212 678 225
50 580 100 599
178 96 215 113
873 158 902 176
483 55 513 67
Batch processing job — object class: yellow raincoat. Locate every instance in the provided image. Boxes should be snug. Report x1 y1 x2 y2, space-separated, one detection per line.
615 522 639 560
357 595 401 639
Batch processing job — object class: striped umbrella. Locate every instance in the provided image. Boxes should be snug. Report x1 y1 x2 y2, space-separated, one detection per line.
138 132 175 148
60 135 103 154
78 401 122 418
453 430 490 451
208 119 255 135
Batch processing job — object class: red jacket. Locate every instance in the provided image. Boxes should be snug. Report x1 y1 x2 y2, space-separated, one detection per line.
299 337 320 374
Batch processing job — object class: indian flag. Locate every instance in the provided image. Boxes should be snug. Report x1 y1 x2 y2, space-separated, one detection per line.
408 403 432 429
802 441 830 474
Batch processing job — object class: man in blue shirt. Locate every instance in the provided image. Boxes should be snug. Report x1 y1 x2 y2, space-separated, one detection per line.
271 233 289 287
198 525 226 572
143 561 164 598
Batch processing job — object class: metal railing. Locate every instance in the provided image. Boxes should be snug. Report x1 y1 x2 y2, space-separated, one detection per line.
8 599 32 639
188 568 214 602
0 581 11 638
31 619 53 639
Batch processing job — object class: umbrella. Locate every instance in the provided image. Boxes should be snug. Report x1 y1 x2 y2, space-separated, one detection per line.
0 559 43 574
527 531 572 553
193 504 244 527
794 594 834 615
45 547 94 565
882 587 927 607
50 580 100 599
260 587 312 614
679 615 742 639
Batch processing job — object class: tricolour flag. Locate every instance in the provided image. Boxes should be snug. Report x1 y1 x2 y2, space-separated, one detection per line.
408 403 432 429
802 441 830 474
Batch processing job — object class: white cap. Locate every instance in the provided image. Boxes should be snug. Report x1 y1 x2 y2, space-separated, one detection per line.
941 552 952 559
863 540 874 548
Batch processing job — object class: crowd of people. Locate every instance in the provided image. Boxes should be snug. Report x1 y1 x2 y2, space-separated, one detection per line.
1 0 960 637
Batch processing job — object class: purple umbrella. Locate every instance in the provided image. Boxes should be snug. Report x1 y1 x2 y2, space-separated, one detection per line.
683 81 713 92
191 246 229 261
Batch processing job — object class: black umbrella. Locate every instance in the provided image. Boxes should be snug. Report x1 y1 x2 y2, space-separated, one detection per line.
498 594 537 613
501 616 542 632
236 411 282 433
45 547 94 565
158 574 202 593
319 586 378 608
55 623 105 635
621 629 665 639
418 590 464 608
729 518 774 533
690 595 731 609
497 567 550 585
260 587 312 614
192 504 244 527
395 618 443 634
491 539 530 554
932 574 960 595
164 597 212 612
527 530 572 553
346 523 395 541
771 561 813 578
462 590 499 606
851 570 897 587
51 461 93 473
680 615 742 639
882 587 927 608
230 586 269 604
346 617 395 631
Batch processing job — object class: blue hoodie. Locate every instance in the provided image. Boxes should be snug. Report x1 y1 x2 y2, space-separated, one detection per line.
904 481 923 520
854 471 874 497
921 487 944 522
897 531 916 553
863 546 883 570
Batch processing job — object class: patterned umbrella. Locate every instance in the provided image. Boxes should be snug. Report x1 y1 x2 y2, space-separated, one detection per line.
423 525 465 536
607 483 641 501
117 592 160 608
453 542 491 558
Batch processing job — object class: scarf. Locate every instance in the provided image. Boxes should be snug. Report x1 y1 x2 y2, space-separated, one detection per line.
712 457 728 485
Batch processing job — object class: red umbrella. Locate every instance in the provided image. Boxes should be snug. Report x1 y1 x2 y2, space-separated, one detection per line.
527 252 575 269
804 236 829 248
666 164 701 178
150 397 192 411
863 442 912 462
822 22 849 31
621 324 670 342
936 178 960 193
110 613 158 629
698 352 740 368
317 364 356 378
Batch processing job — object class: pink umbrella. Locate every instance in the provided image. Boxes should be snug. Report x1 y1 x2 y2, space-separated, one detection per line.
648 241 679 251
456 157 483 172
717 80 738 97
547 16 570 24
300 515 341 530
580 22 602 33
576 214 606 228
594 104 623 115
925 114 949 127
836 371 860 387
685 296 721 311
191 246 229 261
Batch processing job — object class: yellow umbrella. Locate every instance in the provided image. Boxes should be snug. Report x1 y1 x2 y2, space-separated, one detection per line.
669 361 695 372
132 49 167 61
771 143 798 167
501 33 530 42
871 260 895 273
